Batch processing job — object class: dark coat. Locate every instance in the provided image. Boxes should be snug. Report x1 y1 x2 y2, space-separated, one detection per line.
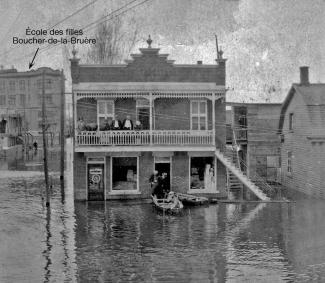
122 119 133 130
110 119 122 130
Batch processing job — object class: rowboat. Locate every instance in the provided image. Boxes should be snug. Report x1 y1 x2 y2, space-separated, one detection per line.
151 192 184 214
176 193 209 206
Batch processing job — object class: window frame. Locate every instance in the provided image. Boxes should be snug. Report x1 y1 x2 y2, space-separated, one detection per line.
287 151 292 175
8 95 16 106
188 155 217 193
190 100 208 131
97 100 114 127
110 156 140 195
289 113 294 131
19 80 25 91
9 81 15 91
0 95 5 105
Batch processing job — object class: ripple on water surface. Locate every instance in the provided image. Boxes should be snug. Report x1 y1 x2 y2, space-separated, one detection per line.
1 175 325 282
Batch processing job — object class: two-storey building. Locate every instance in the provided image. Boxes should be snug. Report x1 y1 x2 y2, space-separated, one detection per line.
279 66 325 198
71 38 228 201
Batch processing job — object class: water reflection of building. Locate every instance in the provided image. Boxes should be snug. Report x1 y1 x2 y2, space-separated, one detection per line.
71 37 227 201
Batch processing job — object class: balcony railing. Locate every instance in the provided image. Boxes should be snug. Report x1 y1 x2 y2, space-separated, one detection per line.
76 130 214 146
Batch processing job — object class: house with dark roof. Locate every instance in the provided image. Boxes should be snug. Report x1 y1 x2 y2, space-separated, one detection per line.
278 66 325 198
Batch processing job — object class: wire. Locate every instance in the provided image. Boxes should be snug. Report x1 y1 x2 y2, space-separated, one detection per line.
0 0 99 60
0 0 152 65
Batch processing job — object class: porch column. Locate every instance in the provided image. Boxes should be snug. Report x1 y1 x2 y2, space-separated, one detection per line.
212 93 216 146
149 93 153 145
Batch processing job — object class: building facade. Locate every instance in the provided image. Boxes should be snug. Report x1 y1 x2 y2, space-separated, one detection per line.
0 111 23 161
0 67 63 141
279 67 325 198
228 102 282 184
71 39 227 201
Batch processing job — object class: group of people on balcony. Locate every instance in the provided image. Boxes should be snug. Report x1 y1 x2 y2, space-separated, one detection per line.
77 115 143 133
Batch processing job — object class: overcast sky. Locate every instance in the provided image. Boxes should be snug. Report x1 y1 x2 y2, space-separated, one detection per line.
0 0 324 102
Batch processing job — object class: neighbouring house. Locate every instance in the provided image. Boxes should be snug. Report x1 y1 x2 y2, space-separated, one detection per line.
0 66 63 145
0 111 23 161
227 102 282 184
71 37 228 201
278 66 325 198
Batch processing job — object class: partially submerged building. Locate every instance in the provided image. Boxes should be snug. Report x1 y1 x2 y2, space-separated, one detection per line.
0 66 63 145
278 67 325 198
71 38 228 200
0 110 23 161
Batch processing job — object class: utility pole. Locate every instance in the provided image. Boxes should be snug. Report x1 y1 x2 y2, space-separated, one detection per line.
60 70 65 200
42 70 50 207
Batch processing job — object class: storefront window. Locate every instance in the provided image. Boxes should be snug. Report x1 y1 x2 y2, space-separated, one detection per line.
190 157 215 190
112 157 138 191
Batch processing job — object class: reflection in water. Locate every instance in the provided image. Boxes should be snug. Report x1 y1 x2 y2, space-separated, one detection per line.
43 207 52 283
0 171 325 282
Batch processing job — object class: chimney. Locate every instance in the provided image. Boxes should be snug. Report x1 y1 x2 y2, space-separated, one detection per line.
300 66 309 85
197 60 202 65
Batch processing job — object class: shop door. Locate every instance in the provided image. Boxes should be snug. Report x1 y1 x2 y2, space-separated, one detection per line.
155 162 171 192
88 163 105 200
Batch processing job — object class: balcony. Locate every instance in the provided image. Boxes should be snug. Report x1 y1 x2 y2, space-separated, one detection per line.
76 130 214 146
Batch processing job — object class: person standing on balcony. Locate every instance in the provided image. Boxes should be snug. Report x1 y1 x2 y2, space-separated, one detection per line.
100 118 111 131
134 120 143 130
77 117 85 133
111 115 122 130
122 115 133 130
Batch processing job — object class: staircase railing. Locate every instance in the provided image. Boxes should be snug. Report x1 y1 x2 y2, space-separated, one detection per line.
232 129 242 170
237 154 276 197
216 136 275 198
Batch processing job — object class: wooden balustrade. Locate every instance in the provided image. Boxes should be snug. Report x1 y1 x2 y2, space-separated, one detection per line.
76 130 214 146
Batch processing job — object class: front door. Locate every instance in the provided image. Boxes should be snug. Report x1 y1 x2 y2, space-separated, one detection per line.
155 162 171 192
138 107 150 130
87 163 105 200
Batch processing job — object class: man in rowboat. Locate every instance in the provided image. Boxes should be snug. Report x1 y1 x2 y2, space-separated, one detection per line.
150 171 164 198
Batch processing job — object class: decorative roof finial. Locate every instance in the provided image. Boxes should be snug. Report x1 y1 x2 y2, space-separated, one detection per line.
218 47 224 59
72 44 77 58
147 35 152 48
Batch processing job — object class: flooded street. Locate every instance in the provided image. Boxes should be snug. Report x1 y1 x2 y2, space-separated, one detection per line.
0 167 325 282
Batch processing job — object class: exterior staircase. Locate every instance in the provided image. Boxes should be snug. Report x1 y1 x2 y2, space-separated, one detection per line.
215 147 270 201
225 146 244 191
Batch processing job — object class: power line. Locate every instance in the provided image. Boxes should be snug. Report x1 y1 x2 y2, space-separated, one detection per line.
0 0 100 60
0 0 152 65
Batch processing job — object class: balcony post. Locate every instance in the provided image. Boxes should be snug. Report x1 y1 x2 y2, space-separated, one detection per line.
212 94 216 146
149 93 153 145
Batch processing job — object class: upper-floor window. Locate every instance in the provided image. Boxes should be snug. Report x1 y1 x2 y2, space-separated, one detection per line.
287 151 292 174
0 81 5 92
0 95 5 105
9 81 15 91
191 100 207 130
36 79 42 89
46 94 52 104
8 95 16 105
97 100 114 130
19 80 25 91
289 113 294 131
45 79 53 89
19 94 25 106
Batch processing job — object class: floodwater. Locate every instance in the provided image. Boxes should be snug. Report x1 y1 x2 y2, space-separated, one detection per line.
0 175 325 282
1 144 325 282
